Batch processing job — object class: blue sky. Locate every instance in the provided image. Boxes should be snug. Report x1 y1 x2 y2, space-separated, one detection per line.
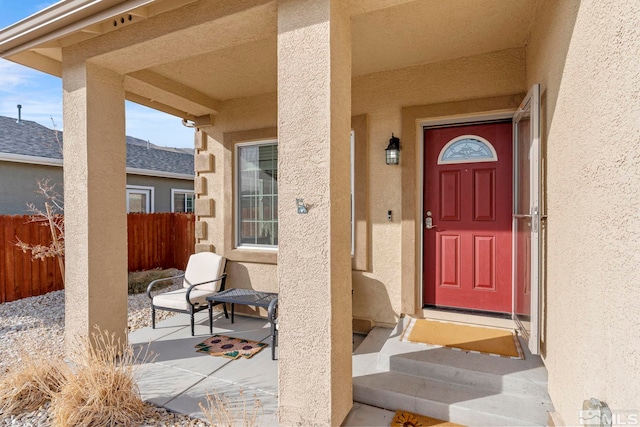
0 0 195 148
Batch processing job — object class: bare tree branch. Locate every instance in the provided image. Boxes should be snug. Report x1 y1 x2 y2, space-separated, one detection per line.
14 118 65 284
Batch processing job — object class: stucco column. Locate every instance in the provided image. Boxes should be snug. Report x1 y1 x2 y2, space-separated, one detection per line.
62 57 128 348
277 0 352 425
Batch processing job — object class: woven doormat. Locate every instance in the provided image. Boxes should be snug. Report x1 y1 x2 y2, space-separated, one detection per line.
390 410 465 427
195 334 267 360
402 318 524 359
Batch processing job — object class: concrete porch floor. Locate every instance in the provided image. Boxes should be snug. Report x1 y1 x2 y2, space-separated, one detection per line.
129 310 396 426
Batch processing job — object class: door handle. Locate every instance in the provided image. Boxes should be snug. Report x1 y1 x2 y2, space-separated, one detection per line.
425 217 437 229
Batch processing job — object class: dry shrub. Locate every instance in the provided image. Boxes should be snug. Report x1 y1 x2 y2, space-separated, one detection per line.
0 349 67 416
50 327 149 427
198 389 262 427
128 268 180 294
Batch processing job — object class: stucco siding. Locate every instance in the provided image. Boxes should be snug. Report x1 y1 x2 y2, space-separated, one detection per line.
352 47 525 325
527 0 640 424
0 161 63 215
202 47 526 325
197 95 279 298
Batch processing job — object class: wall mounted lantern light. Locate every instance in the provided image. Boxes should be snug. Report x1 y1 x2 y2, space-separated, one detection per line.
385 133 400 165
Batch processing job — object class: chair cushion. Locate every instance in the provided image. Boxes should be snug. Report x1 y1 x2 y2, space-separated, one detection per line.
183 252 226 292
152 288 214 311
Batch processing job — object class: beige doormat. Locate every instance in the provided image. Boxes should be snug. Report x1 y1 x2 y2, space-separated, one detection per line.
402 318 523 359
390 410 465 427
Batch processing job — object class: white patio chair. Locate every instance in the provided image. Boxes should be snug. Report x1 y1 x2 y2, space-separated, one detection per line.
146 252 228 336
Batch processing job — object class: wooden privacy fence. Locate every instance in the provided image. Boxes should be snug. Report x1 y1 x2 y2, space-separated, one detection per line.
127 213 195 272
0 215 64 304
0 213 195 303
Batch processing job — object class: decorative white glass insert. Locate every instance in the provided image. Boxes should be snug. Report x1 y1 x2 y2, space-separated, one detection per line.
437 135 498 164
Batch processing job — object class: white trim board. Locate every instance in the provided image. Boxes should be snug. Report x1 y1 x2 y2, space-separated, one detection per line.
0 152 62 167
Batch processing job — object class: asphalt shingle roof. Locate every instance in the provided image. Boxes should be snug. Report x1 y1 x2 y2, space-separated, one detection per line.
0 115 194 176
0 115 63 159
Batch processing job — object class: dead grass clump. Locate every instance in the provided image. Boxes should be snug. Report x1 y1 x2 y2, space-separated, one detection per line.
199 389 262 427
128 268 180 294
50 327 149 427
0 350 67 416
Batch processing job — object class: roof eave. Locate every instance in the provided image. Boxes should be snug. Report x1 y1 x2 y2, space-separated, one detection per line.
0 154 194 180
126 167 194 180
0 0 156 58
0 152 63 167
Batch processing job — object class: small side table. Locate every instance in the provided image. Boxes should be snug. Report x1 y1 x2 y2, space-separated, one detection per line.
206 288 278 328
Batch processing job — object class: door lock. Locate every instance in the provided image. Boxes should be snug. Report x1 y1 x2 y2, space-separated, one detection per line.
425 217 438 229
425 212 437 229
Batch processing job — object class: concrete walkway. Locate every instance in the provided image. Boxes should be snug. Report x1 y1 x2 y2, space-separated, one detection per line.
129 311 395 426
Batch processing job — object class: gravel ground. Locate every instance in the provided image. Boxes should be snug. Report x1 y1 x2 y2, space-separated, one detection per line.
0 274 210 426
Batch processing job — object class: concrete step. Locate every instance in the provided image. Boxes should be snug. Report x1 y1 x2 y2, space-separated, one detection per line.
375 318 550 399
385 346 549 400
353 370 553 426
351 322 554 426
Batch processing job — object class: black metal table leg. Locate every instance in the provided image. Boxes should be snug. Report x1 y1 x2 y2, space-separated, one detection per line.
208 301 213 334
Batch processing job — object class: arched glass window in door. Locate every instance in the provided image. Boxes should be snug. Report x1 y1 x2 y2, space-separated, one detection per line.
437 135 498 164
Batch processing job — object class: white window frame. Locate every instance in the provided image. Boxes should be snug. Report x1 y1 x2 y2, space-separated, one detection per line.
126 185 154 213
171 188 195 213
235 139 279 250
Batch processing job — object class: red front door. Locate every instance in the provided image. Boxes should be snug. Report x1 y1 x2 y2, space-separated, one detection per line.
423 122 512 313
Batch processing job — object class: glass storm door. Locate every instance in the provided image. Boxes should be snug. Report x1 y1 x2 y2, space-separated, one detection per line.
513 84 542 355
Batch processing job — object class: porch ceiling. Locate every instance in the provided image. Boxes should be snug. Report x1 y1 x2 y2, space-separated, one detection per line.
351 0 538 77
0 0 538 118
149 37 278 103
